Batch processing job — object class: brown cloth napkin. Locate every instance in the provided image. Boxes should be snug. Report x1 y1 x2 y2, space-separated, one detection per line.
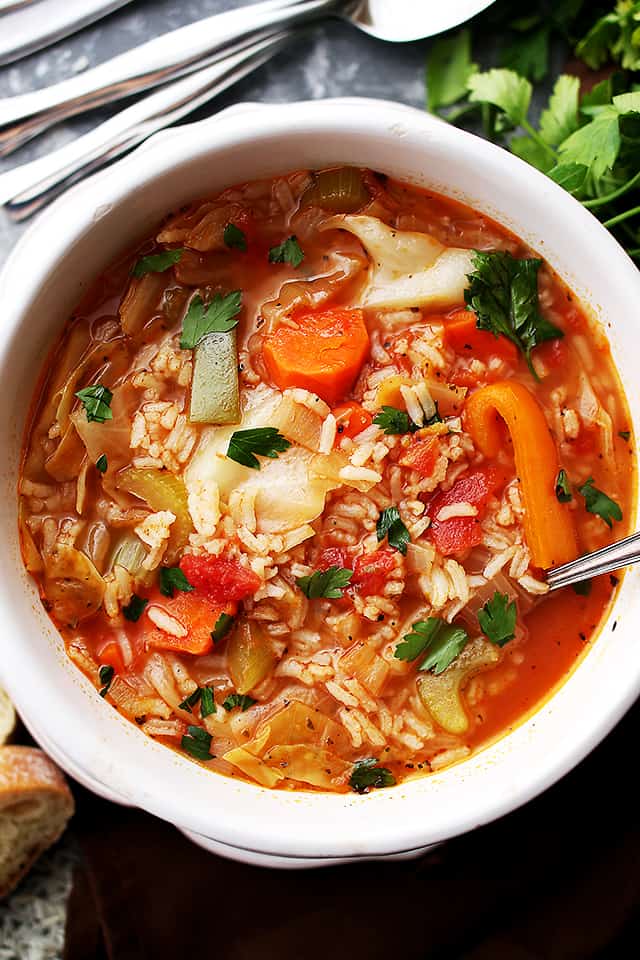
64 701 640 960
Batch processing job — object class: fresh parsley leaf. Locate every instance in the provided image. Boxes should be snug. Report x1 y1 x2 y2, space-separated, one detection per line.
572 579 592 597
224 222 247 251
539 74 580 147
548 162 588 195
555 469 572 503
98 664 114 697
468 68 532 126
75 384 113 423
131 248 183 278
578 477 623 528
373 405 419 435
122 595 148 623
181 725 214 761
180 291 242 350
576 3 640 71
268 236 304 268
222 693 256 712
619 430 631 441
212 612 234 643
226 427 291 469
395 618 469 674
376 507 410 556
178 688 202 712
427 28 477 113
464 250 563 377
558 109 621 181
96 454 108 474
159 566 193 598
478 592 517 647
296 566 354 599
200 686 216 718
349 758 396 794
501 23 550 84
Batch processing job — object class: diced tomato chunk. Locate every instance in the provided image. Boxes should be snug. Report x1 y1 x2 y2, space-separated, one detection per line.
332 402 373 441
426 467 505 556
97 640 125 675
400 436 441 478
352 549 397 596
179 555 261 604
144 587 235 656
444 309 519 366
317 546 350 571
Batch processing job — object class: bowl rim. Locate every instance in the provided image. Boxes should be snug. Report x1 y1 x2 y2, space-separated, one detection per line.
1 97 639 860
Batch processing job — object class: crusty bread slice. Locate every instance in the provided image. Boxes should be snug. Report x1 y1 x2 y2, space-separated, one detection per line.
0 687 16 745
0 746 74 899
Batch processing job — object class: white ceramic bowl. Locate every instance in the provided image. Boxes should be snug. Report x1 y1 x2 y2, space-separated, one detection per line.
1 98 638 868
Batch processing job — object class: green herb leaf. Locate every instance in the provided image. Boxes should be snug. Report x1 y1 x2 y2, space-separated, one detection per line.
96 454 108 474
180 291 242 350
548 162 588 195
131 248 183 278
555 469 572 503
222 693 256 712
619 430 631 442
159 566 194 598
478 591 517 647
122 595 148 623
212 612 234 643
226 427 291 469
296 566 354 600
559 109 621 182
349 758 396 794
181 725 214 761
427 28 477 112
572 579 592 596
576 4 640 71
373 405 419 435
200 686 216 718
464 250 563 377
468 68 532 126
539 74 580 147
98 664 114 697
501 23 550 83
376 506 410 556
578 477 623 528
223 222 247 251
75 384 113 423
178 688 202 712
268 236 304 268
394 618 469 674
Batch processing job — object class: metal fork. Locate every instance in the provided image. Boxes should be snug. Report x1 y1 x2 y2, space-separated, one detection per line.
547 532 640 591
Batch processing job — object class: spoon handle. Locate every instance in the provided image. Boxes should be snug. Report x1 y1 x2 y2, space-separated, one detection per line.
546 531 640 591
0 31 292 218
0 0 340 156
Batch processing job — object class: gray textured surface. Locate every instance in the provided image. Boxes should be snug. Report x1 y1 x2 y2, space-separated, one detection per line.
0 1 431 956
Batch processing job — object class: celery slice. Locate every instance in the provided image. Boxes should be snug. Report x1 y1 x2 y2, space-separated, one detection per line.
189 330 240 424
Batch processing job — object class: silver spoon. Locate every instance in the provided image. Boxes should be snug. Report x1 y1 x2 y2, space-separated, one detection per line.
0 0 497 155
547 532 640 592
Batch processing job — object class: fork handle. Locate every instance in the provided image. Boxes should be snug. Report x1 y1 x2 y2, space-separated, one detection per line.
0 0 341 155
546 531 640 591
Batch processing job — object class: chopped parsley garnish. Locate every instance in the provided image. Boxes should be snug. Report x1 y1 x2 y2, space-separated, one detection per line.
572 579 592 597
131 248 183 278
223 223 247 251
181 725 214 761
373 405 419 435
200 686 216 718
464 249 563 378
555 468 572 503
96 454 108 474
75 384 113 423
212 612 234 643
226 427 291 469
619 430 631 442
159 566 193 598
394 618 469 675
268 235 304 268
478 591 517 647
349 758 396 794
180 291 242 350
376 507 410 556
578 477 622 529
296 566 354 599
222 693 256 712
178 688 202 712
122 594 148 623
98 664 114 698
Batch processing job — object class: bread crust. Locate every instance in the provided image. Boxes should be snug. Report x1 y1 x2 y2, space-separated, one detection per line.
0 746 74 899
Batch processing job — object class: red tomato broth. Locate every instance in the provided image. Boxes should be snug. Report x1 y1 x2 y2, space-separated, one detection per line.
18 165 635 793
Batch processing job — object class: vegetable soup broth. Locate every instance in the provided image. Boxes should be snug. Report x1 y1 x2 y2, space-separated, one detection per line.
19 167 633 793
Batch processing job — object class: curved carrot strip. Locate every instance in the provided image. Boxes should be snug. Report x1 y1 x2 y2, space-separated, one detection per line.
464 381 577 569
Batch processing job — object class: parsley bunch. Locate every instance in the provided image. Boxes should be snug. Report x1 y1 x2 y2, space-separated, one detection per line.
427 1 640 261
